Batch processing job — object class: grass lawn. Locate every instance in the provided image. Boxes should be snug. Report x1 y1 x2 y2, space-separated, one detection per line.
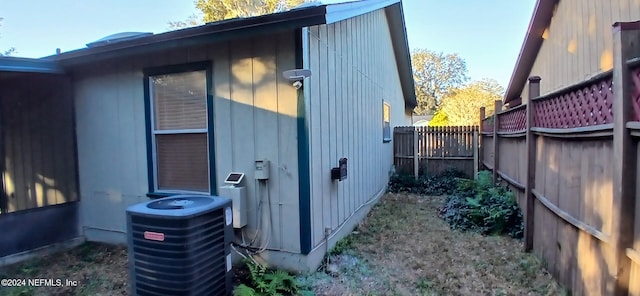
0 192 563 295
303 193 563 295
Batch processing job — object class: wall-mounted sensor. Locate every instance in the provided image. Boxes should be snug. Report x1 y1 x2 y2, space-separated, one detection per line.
224 172 245 185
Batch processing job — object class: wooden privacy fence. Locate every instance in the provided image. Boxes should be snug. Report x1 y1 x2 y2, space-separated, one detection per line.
393 126 478 178
480 23 640 296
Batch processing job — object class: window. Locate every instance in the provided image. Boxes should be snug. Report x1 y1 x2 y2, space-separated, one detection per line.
383 101 391 142
148 69 210 192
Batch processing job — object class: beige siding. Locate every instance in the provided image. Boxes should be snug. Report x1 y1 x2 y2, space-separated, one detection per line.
306 9 411 248
0 75 78 213
520 0 640 102
74 32 300 252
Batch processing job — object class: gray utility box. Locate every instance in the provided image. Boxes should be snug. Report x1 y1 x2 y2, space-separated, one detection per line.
126 195 233 296
219 185 247 228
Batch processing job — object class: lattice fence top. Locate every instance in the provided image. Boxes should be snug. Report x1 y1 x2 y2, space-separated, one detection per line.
533 75 613 128
497 105 526 132
632 66 640 121
481 116 494 133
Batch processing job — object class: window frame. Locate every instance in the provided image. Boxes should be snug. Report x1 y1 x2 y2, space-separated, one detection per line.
383 100 391 143
143 61 216 196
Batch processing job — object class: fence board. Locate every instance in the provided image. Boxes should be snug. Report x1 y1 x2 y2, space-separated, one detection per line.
479 60 639 293
497 137 526 186
634 141 640 296
630 261 640 296
393 126 478 177
545 138 561 279
478 43 640 293
557 140 580 289
481 135 494 169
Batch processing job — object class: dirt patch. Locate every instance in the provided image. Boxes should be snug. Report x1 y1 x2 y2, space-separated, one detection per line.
304 193 564 296
1 193 563 295
0 243 128 296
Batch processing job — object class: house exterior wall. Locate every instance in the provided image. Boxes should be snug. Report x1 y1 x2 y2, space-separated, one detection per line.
304 8 411 255
519 0 640 103
73 32 301 253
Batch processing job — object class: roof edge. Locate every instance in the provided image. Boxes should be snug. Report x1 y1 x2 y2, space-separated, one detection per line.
49 5 328 65
325 0 400 24
0 56 65 74
504 0 558 104
384 2 417 109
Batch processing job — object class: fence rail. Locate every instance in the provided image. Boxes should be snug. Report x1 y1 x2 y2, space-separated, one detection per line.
478 27 640 295
394 126 478 178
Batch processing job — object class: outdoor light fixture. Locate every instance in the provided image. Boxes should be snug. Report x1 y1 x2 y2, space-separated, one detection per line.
282 69 312 89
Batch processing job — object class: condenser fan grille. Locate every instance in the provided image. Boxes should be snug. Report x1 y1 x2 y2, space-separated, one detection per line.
127 197 232 296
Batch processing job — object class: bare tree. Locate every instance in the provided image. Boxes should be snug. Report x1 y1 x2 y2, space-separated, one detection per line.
0 17 16 56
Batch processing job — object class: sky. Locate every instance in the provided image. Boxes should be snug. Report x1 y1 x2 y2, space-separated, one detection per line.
0 0 536 88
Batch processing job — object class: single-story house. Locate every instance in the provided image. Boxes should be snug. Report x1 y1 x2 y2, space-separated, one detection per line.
504 0 640 107
0 0 416 272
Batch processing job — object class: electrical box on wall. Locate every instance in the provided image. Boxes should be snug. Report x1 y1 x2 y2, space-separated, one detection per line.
219 172 247 228
255 160 270 180
219 185 247 228
331 158 348 181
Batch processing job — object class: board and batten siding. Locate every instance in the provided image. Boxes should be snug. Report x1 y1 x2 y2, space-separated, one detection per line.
519 0 640 102
0 74 78 212
73 32 300 253
305 9 411 248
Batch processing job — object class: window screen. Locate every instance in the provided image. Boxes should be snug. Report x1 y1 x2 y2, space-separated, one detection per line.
152 71 207 130
156 133 209 191
150 70 209 192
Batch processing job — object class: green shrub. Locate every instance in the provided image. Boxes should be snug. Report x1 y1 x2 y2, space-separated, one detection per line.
387 173 421 194
387 168 468 196
233 259 306 296
440 171 524 238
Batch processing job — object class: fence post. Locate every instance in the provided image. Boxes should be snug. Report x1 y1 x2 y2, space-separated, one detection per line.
473 128 478 179
524 76 540 252
424 126 429 175
610 21 640 296
479 107 485 176
492 100 502 183
413 127 419 180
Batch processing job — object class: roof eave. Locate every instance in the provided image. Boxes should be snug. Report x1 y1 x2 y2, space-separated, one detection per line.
24 0 416 110
50 6 328 66
325 0 400 24
0 57 65 74
504 0 558 105
384 2 417 109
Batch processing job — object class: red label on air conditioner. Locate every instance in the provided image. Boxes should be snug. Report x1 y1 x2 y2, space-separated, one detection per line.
143 231 165 241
